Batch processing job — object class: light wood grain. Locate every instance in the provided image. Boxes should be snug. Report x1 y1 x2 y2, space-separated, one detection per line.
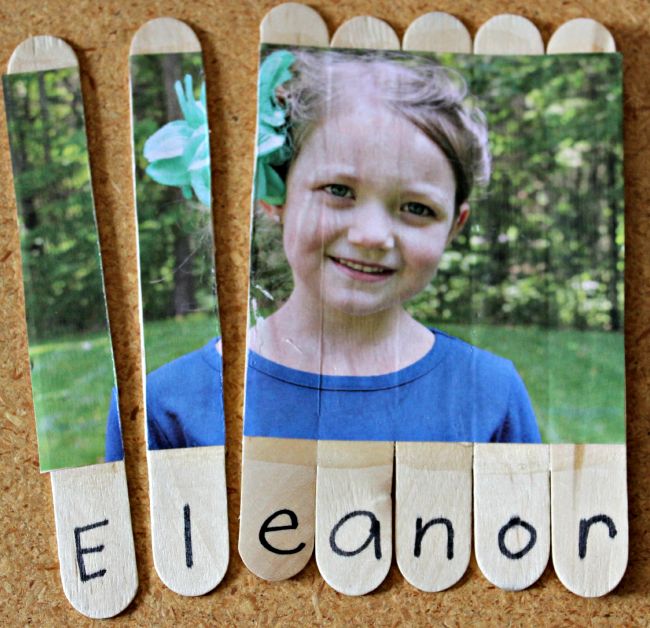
147 447 228 595
396 443 473 591
315 441 394 596
473 444 550 590
7 35 77 73
551 445 627 596
474 14 544 55
547 19 627 598
260 2 329 46
239 437 317 580
6 36 138 618
331 16 400 50
237 3 329 582
403 12 472 54
547 18 616 53
472 15 550 593
130 17 201 55
51 462 138 618
129 17 228 596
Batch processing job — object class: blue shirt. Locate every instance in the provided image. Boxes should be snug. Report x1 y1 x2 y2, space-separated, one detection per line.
105 329 541 460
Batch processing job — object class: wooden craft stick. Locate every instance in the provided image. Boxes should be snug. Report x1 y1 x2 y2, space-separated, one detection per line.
394 13 473 594
547 20 627 597
129 17 228 596
472 15 551 591
402 12 472 54
311 15 399 596
238 3 328 581
4 36 137 618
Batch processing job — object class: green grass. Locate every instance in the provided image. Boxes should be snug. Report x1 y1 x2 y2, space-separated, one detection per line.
30 317 624 471
435 323 625 444
31 312 219 471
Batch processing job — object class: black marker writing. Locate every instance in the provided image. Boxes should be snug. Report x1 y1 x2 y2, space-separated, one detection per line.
414 516 454 560
184 504 193 568
259 509 306 555
498 516 537 560
329 510 381 560
74 518 109 582
578 514 617 559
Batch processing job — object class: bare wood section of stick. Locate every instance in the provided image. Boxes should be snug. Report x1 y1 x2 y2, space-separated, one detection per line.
50 462 137 619
474 15 544 55
396 443 472 591
547 18 616 53
239 2 326 582
547 21 626 598
403 13 472 54
239 437 317 580
331 16 400 50
313 14 398 597
473 444 550 590
550 444 627 596
260 3 329 46
130 17 200 55
395 23 473 592
316 441 393 596
147 447 228 595
472 16 548 593
7 35 77 73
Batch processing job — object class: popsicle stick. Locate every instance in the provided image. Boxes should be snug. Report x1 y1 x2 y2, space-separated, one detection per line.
395 443 473 591
394 13 473 594
238 4 328 581
260 2 329 46
547 20 627 597
547 18 616 53
4 36 137 618
130 17 228 596
473 16 551 592
239 438 317 580
403 12 472 54
474 14 544 55
311 15 400 597
330 16 400 50
316 441 394 595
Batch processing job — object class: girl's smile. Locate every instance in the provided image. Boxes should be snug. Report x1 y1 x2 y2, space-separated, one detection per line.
275 95 467 319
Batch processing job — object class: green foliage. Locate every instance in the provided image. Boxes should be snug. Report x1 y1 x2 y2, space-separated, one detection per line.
4 69 108 340
439 322 625 444
32 313 220 471
251 53 624 334
131 53 216 323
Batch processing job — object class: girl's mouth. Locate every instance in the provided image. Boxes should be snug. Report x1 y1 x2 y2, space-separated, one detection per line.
328 256 396 282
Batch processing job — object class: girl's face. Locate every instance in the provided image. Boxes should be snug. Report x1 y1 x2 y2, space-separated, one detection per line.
276 97 467 318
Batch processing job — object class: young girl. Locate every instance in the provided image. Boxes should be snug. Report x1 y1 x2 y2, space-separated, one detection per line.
244 47 541 443
106 47 541 457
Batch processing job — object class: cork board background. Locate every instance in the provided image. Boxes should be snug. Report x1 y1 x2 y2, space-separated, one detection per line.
0 0 648 624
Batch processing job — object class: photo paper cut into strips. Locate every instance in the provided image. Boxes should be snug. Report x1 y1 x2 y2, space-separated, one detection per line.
128 17 228 596
3 35 137 618
240 3 626 598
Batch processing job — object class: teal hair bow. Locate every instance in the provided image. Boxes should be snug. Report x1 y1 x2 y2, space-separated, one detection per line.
143 74 211 208
255 50 295 205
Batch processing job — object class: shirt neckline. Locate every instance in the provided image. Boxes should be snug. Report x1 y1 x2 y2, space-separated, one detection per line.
248 328 451 392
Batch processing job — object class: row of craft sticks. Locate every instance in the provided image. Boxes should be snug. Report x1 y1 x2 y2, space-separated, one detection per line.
262 3 616 53
240 2 627 600
4 17 230 618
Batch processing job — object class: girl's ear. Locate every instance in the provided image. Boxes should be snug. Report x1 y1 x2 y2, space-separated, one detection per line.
447 202 470 243
259 200 284 224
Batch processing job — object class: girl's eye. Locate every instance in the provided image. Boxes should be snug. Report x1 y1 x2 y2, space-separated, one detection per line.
323 183 355 199
401 201 437 218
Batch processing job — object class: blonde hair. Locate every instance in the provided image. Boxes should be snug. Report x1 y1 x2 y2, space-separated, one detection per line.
273 48 491 212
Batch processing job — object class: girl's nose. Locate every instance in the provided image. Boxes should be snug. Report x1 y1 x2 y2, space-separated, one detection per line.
346 203 395 250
